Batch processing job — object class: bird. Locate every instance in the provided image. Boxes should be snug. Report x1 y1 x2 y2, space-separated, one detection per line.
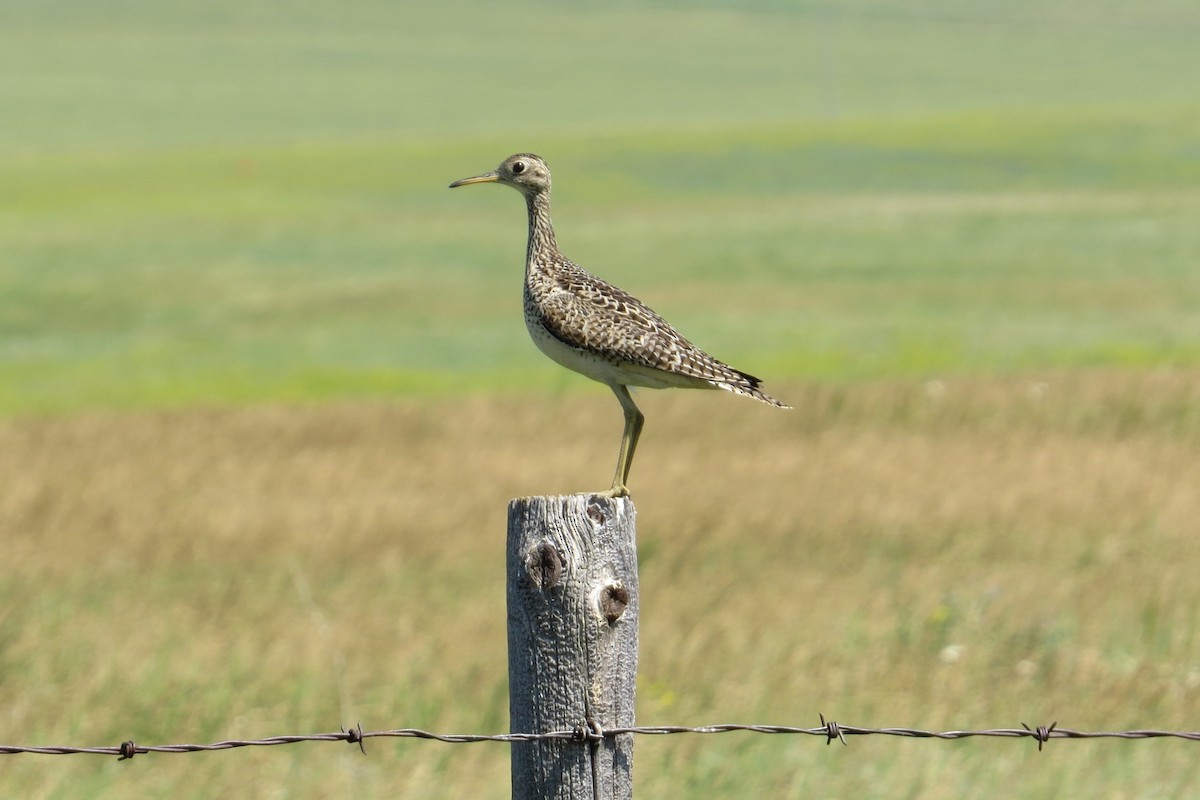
449 153 789 497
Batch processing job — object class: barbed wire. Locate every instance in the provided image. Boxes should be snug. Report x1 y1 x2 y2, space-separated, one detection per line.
4 717 1200 760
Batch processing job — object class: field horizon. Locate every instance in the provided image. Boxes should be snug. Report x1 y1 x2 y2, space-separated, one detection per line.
3 3 1199 415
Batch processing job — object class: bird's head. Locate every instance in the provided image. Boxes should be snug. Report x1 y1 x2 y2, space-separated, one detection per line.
449 153 551 196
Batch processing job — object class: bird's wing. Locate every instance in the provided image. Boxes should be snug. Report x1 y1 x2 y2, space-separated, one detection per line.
536 258 763 388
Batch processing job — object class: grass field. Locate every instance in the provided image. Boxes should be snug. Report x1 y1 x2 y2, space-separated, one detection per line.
2 0 1199 797
2 374 1199 797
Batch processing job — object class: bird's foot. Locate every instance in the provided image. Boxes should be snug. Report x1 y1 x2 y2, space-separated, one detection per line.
596 483 630 499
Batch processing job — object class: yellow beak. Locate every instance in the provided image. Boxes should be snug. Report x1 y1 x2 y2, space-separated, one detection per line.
449 171 499 188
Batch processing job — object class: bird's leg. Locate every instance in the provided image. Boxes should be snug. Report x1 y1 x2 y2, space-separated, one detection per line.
602 384 644 498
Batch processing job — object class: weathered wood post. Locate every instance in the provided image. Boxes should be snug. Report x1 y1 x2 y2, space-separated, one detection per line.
507 494 639 800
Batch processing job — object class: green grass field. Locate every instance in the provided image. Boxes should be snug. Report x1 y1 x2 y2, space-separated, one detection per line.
2 0 1199 797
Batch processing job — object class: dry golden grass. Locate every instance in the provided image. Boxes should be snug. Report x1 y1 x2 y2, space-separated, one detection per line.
1 368 1198 798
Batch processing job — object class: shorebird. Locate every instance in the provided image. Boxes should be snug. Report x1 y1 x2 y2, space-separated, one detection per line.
450 153 789 497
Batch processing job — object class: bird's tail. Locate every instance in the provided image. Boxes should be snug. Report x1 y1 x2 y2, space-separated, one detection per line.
724 369 791 409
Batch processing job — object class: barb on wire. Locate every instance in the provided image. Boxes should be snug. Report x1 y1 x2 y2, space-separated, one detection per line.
343 722 366 755
1022 721 1058 752
820 713 846 746
4 718 1200 760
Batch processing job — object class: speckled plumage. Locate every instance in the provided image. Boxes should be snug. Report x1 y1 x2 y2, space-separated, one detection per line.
451 153 789 495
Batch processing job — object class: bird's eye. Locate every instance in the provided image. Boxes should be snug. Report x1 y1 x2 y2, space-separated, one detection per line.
512 161 526 174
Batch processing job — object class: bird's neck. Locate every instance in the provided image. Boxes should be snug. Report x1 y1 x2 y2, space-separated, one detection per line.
524 191 557 272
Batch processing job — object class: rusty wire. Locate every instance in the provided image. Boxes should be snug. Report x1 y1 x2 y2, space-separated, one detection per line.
3 718 1200 760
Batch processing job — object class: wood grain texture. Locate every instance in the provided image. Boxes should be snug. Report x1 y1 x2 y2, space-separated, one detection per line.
507 494 639 800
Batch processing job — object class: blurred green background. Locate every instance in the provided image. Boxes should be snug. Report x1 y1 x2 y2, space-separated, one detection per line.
3 0 1197 412
2 1 1199 798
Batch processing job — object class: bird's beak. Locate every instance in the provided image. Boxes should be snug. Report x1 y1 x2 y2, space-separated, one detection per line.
449 171 499 188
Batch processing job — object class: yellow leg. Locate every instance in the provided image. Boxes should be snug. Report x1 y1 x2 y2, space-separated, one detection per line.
602 384 644 497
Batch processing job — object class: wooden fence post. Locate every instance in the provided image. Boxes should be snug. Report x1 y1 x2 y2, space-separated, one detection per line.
507 494 639 800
